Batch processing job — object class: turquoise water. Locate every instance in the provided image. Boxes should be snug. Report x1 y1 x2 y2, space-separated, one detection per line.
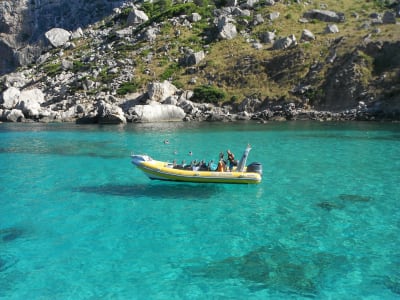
0 121 399 299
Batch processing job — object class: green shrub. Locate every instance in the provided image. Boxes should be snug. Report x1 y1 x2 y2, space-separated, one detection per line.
43 62 62 77
160 63 180 81
172 80 184 89
98 68 118 84
117 81 139 95
73 60 90 73
142 3 197 25
192 85 226 104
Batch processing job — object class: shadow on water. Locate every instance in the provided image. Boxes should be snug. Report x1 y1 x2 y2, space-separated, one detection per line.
184 244 350 298
74 183 222 200
317 194 373 211
0 227 25 273
0 255 18 273
0 141 125 159
0 227 25 243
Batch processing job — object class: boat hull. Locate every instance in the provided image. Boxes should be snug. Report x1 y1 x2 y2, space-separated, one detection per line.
132 156 262 184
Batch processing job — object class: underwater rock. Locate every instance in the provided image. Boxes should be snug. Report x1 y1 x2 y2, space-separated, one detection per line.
0 255 18 272
381 275 400 295
0 227 24 242
185 245 352 297
339 194 372 202
317 201 345 211
186 245 331 297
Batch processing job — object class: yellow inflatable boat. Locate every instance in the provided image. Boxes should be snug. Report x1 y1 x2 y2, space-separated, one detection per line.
131 145 262 184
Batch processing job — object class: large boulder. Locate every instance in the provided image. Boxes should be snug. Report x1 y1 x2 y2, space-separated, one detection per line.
127 9 149 25
325 24 339 34
260 31 275 44
130 102 185 122
303 9 345 23
96 100 126 124
180 50 205 66
5 109 25 122
273 35 297 50
3 73 28 88
2 87 20 109
189 13 202 22
45 28 71 48
147 81 178 102
17 88 45 117
301 29 315 41
266 11 280 21
382 11 396 24
217 17 237 40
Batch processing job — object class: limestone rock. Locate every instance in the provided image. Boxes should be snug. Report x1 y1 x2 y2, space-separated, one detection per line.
303 9 345 23
267 12 280 21
301 29 315 41
253 14 265 25
180 50 205 66
127 9 149 25
71 27 84 40
241 0 259 9
273 35 297 50
238 97 262 113
147 81 178 102
260 31 275 44
130 102 185 122
382 11 396 24
6 109 25 122
17 88 45 117
3 73 28 88
217 17 237 40
2 87 21 109
45 28 71 48
189 13 202 22
96 100 126 124
325 24 339 34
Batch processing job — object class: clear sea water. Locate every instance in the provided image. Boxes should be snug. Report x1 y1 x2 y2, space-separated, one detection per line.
0 121 399 299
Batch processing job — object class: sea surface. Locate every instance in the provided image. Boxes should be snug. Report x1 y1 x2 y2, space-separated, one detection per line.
0 121 399 299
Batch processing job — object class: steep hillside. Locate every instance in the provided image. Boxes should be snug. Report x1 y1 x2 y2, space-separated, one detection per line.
1 0 400 123
0 0 125 74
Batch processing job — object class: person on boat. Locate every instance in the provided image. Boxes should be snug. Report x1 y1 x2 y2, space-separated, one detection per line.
227 149 237 171
219 152 224 160
208 160 215 171
217 159 226 172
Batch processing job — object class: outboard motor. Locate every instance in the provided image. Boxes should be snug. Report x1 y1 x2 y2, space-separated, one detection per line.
246 162 263 176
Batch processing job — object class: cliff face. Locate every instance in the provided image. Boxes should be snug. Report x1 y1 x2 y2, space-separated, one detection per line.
0 0 399 123
0 0 124 74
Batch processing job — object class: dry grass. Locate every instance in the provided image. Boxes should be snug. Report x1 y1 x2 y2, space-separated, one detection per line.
120 0 400 102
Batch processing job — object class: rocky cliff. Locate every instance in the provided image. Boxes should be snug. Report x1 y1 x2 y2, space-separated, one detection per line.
1 0 400 123
0 0 125 74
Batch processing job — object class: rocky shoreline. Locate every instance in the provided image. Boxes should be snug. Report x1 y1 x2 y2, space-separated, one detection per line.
1 78 398 124
1 1 399 124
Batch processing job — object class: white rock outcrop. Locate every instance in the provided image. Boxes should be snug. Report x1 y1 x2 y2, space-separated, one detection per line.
45 28 71 48
18 88 45 117
131 102 185 122
217 16 238 40
2 87 21 109
147 81 178 102
127 9 149 25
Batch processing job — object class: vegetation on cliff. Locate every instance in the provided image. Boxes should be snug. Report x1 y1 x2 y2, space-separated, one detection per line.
1 0 400 122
